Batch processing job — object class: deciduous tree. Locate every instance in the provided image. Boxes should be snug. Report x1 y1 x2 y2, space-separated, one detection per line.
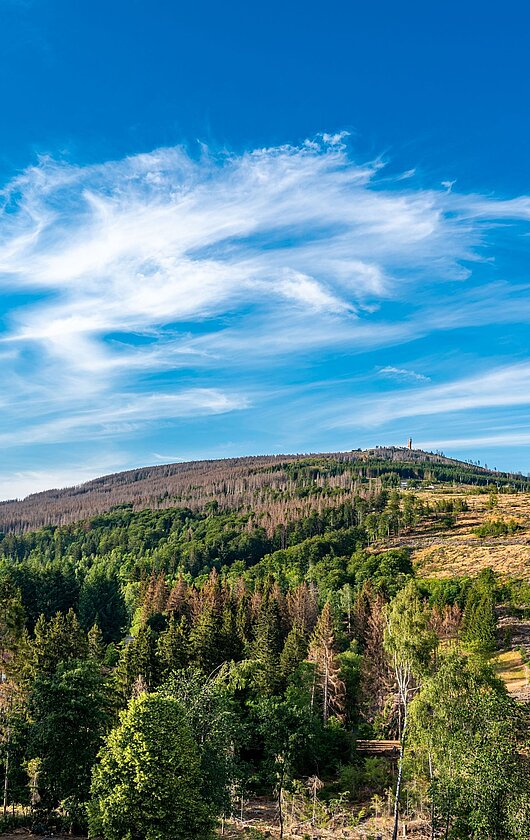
383 581 437 840
88 693 214 840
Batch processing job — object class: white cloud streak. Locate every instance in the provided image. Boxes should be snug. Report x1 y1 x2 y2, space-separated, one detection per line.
0 135 530 453
0 389 247 448
378 366 430 382
330 362 530 428
418 431 530 451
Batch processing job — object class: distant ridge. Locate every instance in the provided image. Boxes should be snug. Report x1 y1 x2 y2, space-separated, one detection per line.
0 447 518 534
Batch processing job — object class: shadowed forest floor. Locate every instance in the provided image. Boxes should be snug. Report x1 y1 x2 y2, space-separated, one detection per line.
0 808 431 839
0 834 85 840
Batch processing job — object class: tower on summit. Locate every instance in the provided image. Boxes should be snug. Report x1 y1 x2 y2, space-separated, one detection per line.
407 437 413 450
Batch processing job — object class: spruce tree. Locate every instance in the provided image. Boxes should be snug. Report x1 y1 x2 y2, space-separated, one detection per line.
462 571 497 655
219 603 242 662
166 575 189 616
87 623 105 663
115 625 159 698
32 609 88 676
157 614 190 677
78 567 127 643
280 623 308 680
251 601 282 694
0 577 25 660
308 602 345 723
189 604 222 674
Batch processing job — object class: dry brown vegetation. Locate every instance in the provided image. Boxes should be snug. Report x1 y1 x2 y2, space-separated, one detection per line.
0 452 363 533
0 446 502 534
494 650 530 699
386 489 530 581
0 814 430 839
216 797 430 839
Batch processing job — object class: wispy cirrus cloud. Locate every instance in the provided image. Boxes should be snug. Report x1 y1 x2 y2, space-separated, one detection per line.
0 388 247 447
330 362 530 428
417 431 530 451
378 366 430 383
2 136 524 372
1 134 530 492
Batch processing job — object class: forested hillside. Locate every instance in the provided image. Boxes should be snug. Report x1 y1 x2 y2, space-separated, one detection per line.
1 446 527 533
0 452 529 839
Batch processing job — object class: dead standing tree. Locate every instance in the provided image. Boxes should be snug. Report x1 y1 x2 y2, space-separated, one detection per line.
308 602 346 723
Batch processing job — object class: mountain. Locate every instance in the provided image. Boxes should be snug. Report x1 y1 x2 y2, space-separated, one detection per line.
0 445 524 533
1 444 528 838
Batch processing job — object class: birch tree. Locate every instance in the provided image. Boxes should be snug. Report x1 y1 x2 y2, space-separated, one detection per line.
383 581 437 840
409 651 530 839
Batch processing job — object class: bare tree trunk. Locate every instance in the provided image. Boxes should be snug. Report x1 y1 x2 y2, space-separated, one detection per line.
323 664 329 724
428 752 435 840
278 769 284 840
392 708 407 840
2 722 10 818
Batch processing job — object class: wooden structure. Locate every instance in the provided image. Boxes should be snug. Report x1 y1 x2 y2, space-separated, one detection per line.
356 739 400 755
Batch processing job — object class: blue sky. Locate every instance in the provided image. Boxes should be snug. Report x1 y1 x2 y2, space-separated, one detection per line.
1 0 530 498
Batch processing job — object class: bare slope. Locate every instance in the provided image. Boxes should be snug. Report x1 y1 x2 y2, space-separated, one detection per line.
386 489 530 581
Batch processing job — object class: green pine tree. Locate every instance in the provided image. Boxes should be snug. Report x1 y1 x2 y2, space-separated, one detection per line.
157 614 190 678
279 623 308 681
189 605 222 674
32 609 88 676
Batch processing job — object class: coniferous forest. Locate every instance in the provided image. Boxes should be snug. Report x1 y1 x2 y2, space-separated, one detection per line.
0 451 529 839
4 0 530 837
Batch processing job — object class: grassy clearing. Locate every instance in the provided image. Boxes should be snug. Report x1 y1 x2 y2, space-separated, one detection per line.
392 489 530 581
494 649 529 694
